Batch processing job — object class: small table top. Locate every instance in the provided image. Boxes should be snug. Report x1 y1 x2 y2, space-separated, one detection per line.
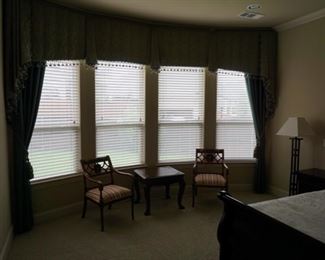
134 166 184 180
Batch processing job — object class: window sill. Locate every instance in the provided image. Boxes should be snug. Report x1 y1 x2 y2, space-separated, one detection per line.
31 172 83 185
30 164 147 185
158 159 256 166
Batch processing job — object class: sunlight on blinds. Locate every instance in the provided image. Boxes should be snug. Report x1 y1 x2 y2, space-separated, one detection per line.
216 69 256 159
158 67 205 163
95 61 145 167
29 61 80 179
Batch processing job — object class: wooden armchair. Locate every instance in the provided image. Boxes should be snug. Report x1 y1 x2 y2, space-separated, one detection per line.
192 148 229 207
80 155 134 231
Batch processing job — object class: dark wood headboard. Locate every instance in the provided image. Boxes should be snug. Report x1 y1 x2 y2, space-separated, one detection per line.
217 191 325 260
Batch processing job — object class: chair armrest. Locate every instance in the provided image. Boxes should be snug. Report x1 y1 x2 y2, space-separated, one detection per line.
223 163 229 180
193 163 198 172
84 173 103 190
114 169 134 180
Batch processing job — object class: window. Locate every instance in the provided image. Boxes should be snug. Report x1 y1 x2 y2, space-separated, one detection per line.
95 61 145 167
216 69 256 160
158 66 205 163
29 61 81 179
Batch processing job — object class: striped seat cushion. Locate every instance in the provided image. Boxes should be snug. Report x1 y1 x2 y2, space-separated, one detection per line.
86 185 132 203
194 174 226 186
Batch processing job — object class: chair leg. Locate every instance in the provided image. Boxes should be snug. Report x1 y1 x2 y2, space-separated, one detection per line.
131 198 134 220
108 204 112 210
192 184 195 208
82 198 87 218
100 206 104 232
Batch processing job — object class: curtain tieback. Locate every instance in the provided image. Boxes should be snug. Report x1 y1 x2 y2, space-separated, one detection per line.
253 141 260 159
24 152 34 180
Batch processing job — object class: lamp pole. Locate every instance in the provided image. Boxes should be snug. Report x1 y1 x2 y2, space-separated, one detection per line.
289 137 302 195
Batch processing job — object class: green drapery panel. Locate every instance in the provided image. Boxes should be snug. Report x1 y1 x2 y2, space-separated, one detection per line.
151 27 209 70
11 62 46 234
3 0 32 121
86 16 151 65
245 76 267 193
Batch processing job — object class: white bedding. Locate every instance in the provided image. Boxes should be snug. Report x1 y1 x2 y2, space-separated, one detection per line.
249 190 325 243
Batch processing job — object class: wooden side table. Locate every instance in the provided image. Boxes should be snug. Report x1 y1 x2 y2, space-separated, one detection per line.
298 168 325 194
133 166 186 216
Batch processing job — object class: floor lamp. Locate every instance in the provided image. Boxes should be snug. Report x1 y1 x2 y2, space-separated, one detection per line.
277 117 314 196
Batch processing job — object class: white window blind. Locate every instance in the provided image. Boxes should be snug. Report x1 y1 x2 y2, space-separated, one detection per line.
216 69 256 160
158 66 205 163
95 61 145 167
29 61 81 180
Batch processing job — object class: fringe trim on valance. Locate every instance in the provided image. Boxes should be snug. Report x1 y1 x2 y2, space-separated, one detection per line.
217 69 245 77
159 66 204 73
46 60 80 67
97 61 144 70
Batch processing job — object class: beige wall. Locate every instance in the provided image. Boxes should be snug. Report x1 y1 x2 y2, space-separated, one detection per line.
32 66 255 215
267 17 325 193
0 0 12 255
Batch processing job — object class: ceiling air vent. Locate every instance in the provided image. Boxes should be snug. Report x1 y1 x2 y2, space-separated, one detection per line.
239 12 264 19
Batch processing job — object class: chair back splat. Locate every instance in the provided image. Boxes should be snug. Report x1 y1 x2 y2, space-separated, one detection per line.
81 156 114 185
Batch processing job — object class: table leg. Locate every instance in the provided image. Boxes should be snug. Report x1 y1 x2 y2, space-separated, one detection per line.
178 178 185 209
144 185 151 216
165 184 171 199
134 176 141 203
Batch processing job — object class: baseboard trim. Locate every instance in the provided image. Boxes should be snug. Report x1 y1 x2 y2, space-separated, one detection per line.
269 186 288 197
34 202 83 224
0 226 13 260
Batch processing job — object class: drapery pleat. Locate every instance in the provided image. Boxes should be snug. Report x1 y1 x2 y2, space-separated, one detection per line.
151 27 209 70
86 16 151 65
31 0 86 62
245 76 267 193
11 62 45 234
208 30 260 74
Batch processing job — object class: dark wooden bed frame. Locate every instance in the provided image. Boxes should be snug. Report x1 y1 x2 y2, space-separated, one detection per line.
217 191 325 260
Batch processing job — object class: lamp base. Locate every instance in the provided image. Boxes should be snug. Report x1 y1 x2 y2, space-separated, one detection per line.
289 137 302 196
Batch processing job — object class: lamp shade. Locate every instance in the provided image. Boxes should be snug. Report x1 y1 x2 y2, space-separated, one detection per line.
276 117 314 137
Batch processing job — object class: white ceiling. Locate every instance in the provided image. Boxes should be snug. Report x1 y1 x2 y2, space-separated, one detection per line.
51 0 325 28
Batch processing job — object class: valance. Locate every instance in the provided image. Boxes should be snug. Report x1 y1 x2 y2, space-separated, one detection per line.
9 0 277 118
208 30 260 74
151 27 209 70
31 0 86 62
86 16 151 65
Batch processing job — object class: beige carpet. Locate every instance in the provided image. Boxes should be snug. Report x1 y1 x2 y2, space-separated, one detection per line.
8 190 276 260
